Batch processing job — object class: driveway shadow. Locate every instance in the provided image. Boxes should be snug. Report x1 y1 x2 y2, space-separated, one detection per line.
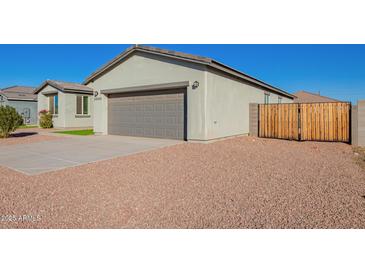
10 132 38 138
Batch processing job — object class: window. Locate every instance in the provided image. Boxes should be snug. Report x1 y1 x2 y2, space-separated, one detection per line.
264 93 270 104
76 96 82 114
49 95 58 115
278 97 282 104
76 96 89 115
83 96 89 115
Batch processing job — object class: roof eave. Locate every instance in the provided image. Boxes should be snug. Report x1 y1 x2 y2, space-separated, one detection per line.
209 61 294 99
294 91 338 102
83 45 137 85
0 92 37 101
33 81 58 94
83 46 211 85
83 45 294 99
34 81 93 95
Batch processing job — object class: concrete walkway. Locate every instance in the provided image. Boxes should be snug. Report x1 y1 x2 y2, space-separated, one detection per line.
0 135 181 175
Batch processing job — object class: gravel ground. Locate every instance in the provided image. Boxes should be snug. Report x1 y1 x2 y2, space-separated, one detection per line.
1 136 364 228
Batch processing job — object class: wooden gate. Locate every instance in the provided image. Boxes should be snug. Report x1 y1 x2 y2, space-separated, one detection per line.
259 103 300 140
258 102 351 142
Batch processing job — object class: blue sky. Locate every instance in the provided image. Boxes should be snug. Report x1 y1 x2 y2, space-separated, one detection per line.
0 44 364 103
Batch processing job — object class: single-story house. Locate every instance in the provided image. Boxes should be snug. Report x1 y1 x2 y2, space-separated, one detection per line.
34 80 94 128
84 45 294 141
0 86 38 124
293 91 339 103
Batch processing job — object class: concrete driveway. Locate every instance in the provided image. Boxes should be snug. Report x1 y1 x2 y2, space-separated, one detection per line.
0 135 181 175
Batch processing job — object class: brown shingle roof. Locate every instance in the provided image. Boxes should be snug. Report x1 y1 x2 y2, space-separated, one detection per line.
0 86 37 101
293 91 339 103
34 80 93 94
83 45 294 99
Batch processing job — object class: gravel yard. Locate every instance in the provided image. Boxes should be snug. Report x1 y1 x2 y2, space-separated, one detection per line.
1 136 364 228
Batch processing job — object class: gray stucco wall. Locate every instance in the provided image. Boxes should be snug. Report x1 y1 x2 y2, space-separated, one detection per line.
249 103 259 137
205 68 293 140
87 51 293 141
87 51 207 140
37 85 93 128
38 85 65 128
64 92 93 128
0 95 38 124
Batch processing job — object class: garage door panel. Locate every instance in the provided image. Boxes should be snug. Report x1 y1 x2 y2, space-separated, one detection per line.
154 103 164 111
165 102 178 112
108 89 185 140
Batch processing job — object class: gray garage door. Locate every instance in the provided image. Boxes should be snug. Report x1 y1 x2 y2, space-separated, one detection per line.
108 89 186 140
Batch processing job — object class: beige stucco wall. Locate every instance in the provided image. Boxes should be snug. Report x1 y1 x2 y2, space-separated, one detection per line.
87 52 207 140
206 68 293 140
37 85 93 128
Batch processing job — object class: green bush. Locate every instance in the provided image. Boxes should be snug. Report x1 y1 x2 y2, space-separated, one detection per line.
39 110 53 128
0 105 24 138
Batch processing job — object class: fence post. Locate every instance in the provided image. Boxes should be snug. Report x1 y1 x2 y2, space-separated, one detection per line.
356 100 365 146
249 103 259 137
298 104 301 141
351 104 358 146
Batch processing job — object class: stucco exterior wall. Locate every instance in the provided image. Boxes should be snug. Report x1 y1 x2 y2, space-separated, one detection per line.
87 52 207 140
249 103 259 137
0 96 38 124
37 85 93 128
37 85 65 128
205 68 293 140
38 86 66 128
64 93 93 128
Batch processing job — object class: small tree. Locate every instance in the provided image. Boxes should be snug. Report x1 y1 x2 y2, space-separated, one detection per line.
39 110 53 128
0 105 23 138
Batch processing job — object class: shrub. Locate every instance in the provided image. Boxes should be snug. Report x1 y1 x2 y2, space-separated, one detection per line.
39 110 53 128
39 109 48 115
0 105 24 138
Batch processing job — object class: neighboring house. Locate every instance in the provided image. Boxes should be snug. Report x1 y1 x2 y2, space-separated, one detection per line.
293 91 339 103
84 45 294 141
34 80 94 128
0 86 38 124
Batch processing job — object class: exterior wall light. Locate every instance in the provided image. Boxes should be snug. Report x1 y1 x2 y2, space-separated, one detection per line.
94 91 99 97
192 81 199 89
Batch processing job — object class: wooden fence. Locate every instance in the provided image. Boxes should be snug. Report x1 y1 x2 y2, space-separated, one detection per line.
259 103 299 140
258 102 351 142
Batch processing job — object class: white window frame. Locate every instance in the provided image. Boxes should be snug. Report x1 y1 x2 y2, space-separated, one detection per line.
264 93 270 104
278 97 282 104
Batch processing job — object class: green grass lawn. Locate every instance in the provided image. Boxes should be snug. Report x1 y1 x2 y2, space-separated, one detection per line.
55 129 94 136
19 125 38 129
